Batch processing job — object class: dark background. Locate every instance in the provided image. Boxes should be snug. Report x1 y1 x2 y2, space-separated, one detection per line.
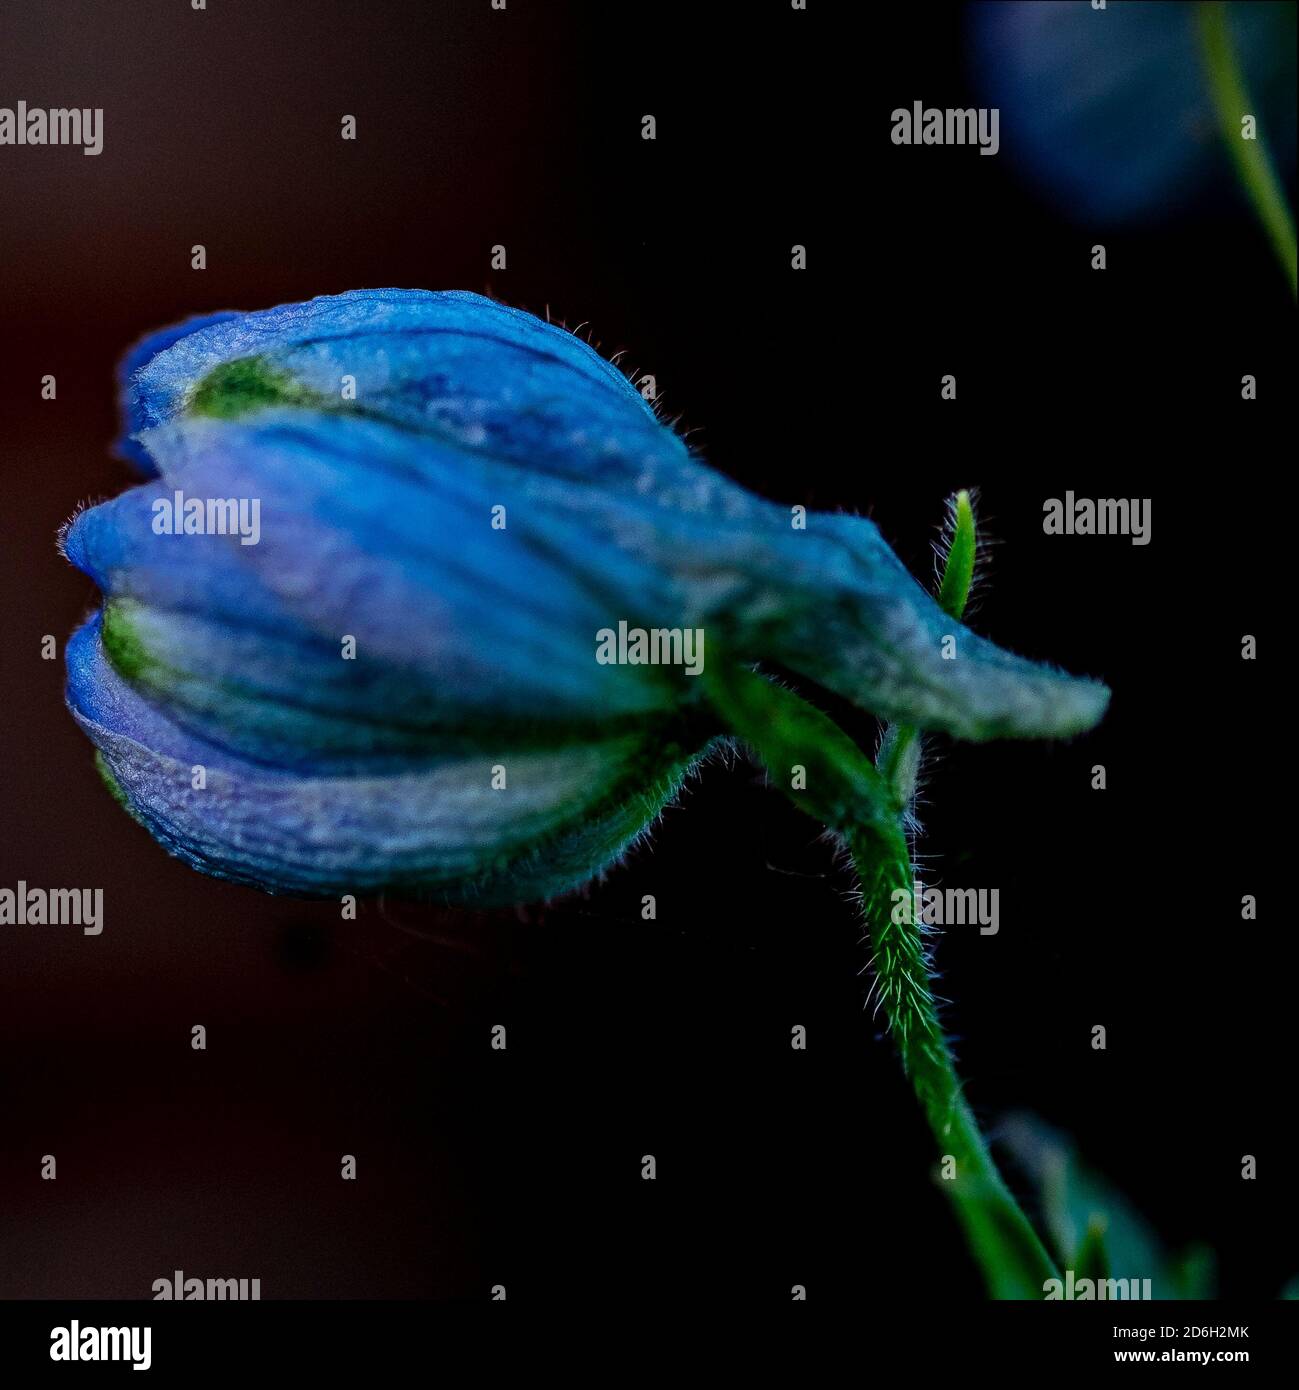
0 0 1290 1303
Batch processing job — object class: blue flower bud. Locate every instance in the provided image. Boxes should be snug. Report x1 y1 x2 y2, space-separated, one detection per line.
63 290 1107 901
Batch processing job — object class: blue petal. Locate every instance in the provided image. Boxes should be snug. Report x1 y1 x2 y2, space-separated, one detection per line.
67 614 710 900
116 310 242 472
119 408 1107 743
62 455 679 769
111 413 683 726
121 289 661 469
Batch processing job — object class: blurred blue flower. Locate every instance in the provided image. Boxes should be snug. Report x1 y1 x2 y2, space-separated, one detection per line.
62 290 1107 901
969 0 1296 221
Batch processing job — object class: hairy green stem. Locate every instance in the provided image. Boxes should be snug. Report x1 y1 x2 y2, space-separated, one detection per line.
878 490 976 811
1195 0 1298 298
868 490 1055 1293
704 655 1058 1297
849 824 1057 1298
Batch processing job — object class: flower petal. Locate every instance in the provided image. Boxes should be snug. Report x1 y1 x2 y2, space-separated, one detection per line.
67 614 710 899
121 288 661 468
95 407 1110 747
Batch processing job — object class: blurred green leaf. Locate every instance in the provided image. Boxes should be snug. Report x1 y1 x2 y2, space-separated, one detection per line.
1074 1217 1112 1284
999 1114 1211 1299
1168 1243 1217 1300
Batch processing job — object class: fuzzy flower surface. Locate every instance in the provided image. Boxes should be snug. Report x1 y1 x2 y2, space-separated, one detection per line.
62 289 1108 901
